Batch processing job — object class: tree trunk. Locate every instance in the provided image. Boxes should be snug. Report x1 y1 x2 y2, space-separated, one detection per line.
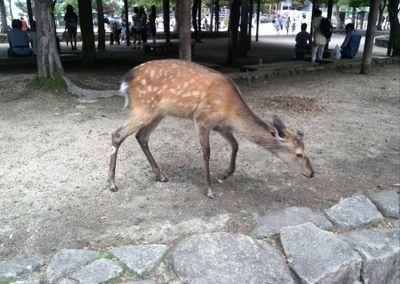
96 0 106 50
215 0 219 32
360 0 380 74
239 0 249 57
178 0 191 60
192 0 199 42
255 0 260 41
210 2 213 31
34 0 64 79
27 0 34 28
352 7 356 23
78 0 96 65
197 0 202 42
247 0 254 50
377 0 387 30
123 0 130 46
387 0 400 56
163 0 171 43
7 0 12 19
325 0 333 51
175 0 179 32
0 0 7 33
228 0 240 65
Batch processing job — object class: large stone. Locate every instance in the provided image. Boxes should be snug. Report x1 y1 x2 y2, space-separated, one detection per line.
369 190 400 218
172 232 294 284
0 257 44 281
111 244 168 276
339 229 400 284
280 222 362 284
250 206 332 238
324 195 384 229
46 249 100 283
70 258 123 283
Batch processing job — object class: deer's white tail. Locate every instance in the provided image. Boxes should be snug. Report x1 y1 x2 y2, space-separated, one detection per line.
119 70 133 109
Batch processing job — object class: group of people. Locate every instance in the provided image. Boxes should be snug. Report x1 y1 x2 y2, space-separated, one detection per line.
294 9 361 62
7 18 36 57
105 5 157 49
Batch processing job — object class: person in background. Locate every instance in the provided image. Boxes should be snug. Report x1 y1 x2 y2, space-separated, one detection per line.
311 9 328 63
148 5 157 45
20 17 28 32
131 7 141 49
7 19 32 57
340 23 361 59
295 23 311 60
105 16 122 45
285 17 291 35
64 4 78 50
139 6 148 45
291 20 296 34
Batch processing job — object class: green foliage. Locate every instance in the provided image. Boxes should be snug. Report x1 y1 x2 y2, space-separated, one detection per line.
15 0 27 14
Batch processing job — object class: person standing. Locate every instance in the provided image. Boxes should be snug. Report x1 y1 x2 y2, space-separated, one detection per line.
311 9 331 63
285 17 291 34
64 5 78 50
131 7 141 49
148 5 157 45
105 17 122 45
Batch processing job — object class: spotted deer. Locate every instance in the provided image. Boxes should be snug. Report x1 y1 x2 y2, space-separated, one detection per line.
107 59 314 199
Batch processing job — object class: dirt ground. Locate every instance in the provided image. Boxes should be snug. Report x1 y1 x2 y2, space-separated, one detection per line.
0 65 399 259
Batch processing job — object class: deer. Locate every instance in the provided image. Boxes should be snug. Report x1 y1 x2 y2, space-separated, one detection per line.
107 59 314 200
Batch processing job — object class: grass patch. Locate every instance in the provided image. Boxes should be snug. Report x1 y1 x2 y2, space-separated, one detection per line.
33 74 66 91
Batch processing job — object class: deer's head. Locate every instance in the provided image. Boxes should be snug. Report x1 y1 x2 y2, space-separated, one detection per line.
272 115 314 178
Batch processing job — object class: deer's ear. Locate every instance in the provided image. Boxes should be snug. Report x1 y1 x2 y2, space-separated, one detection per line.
273 115 286 138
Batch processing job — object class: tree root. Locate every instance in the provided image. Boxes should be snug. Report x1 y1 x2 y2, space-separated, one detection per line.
62 75 119 100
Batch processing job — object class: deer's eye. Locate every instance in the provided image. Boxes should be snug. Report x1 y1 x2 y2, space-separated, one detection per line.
296 153 303 158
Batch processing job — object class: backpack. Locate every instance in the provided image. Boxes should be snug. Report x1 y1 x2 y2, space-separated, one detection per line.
320 18 332 39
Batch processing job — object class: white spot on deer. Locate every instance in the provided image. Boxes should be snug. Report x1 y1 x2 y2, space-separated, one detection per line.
141 79 147 85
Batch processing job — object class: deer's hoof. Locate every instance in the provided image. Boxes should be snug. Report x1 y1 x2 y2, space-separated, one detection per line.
156 176 169 182
109 186 119 192
207 192 220 200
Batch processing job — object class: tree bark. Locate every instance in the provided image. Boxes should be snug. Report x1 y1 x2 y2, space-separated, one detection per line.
387 0 400 56
96 0 106 50
178 0 191 60
27 0 34 28
215 0 219 32
377 0 388 30
197 0 202 42
228 0 240 65
123 0 130 46
210 2 213 31
247 0 254 50
255 0 260 41
360 0 380 74
352 6 356 23
325 0 334 51
192 0 199 42
239 0 249 57
0 0 7 33
34 0 64 79
78 0 96 65
163 0 171 43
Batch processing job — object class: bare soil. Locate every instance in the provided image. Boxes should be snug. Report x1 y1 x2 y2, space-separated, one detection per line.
0 65 399 259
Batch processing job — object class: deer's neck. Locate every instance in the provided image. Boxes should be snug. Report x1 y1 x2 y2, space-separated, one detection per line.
233 107 278 150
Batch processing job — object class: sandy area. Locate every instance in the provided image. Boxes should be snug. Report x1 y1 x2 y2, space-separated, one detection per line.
0 65 399 259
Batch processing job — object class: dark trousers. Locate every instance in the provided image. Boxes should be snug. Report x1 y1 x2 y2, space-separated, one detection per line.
110 28 122 45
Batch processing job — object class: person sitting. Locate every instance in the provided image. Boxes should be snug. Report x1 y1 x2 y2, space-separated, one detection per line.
295 23 311 60
7 19 33 57
341 23 361 59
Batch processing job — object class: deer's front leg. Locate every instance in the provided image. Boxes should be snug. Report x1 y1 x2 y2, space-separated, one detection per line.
195 122 219 200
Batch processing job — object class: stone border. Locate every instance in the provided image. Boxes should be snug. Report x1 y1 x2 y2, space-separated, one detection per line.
1 189 398 284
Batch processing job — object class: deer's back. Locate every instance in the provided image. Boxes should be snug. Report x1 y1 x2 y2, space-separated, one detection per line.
127 60 245 121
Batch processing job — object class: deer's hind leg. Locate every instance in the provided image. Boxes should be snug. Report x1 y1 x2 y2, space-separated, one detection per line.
135 114 168 182
107 108 160 192
214 127 239 180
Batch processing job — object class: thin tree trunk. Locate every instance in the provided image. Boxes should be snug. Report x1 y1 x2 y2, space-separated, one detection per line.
228 0 240 65
123 0 130 46
360 0 380 74
0 0 7 33
34 0 64 79
255 0 260 41
215 0 219 32
352 7 356 23
325 0 333 51
27 0 34 28
96 0 106 50
377 0 387 30
247 0 254 50
239 0 249 57
178 0 191 60
210 2 213 31
78 0 96 65
197 0 202 42
7 0 12 19
163 0 171 43
192 0 199 42
387 0 400 56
